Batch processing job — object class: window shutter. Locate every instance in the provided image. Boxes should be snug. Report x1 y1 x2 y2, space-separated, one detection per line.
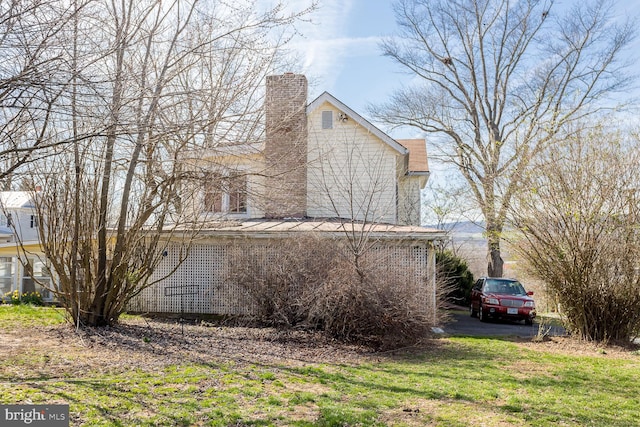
321 111 333 129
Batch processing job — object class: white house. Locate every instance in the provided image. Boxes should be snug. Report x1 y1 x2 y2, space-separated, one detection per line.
188 75 430 226
129 74 447 319
0 191 53 301
0 74 446 318
0 191 40 243
305 91 429 225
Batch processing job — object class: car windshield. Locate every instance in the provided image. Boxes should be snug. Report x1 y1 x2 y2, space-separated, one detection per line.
484 279 527 295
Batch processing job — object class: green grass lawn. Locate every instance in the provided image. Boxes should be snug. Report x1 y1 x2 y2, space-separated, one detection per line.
1 305 639 426
0 303 68 327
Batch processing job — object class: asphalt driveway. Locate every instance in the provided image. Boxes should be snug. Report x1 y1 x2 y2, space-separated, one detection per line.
442 311 566 338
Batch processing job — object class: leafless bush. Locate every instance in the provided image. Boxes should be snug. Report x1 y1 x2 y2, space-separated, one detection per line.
512 127 640 343
229 236 340 328
229 234 437 349
308 258 434 349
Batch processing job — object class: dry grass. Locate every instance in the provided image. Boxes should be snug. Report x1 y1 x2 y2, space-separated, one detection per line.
1 318 373 377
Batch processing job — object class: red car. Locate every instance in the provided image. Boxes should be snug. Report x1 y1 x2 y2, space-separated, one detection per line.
470 277 536 325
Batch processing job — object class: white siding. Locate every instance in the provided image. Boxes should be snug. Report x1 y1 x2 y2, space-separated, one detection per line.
0 209 40 242
398 176 426 226
307 102 399 223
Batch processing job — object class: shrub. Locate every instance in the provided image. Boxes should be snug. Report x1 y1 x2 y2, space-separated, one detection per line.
229 236 339 328
307 257 434 349
436 251 474 306
512 128 640 342
230 235 438 349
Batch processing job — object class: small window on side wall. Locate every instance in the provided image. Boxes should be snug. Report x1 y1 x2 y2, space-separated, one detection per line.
204 172 247 214
321 111 333 129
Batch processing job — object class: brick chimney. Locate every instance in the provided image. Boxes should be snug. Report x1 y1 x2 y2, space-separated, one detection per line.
264 73 308 218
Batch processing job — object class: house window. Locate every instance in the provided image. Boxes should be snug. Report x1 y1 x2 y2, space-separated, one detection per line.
22 258 51 300
321 111 333 129
228 177 247 213
30 215 39 228
204 173 247 214
204 174 224 213
0 257 13 296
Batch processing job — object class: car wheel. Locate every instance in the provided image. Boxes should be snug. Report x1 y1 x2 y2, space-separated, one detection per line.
525 317 533 326
478 304 487 322
470 304 478 318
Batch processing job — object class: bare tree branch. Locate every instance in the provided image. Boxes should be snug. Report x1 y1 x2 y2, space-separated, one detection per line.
21 0 314 326
373 0 636 276
511 125 640 342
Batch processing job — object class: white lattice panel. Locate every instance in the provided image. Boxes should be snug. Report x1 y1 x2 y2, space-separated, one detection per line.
129 238 436 318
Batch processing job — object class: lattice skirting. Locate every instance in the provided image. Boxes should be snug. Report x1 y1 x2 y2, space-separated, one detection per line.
128 237 436 318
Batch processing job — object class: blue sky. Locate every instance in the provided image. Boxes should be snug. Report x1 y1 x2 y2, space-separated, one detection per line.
287 0 640 222
290 0 640 141
290 0 410 132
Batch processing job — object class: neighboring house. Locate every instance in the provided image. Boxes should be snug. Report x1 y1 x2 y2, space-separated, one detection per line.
129 74 447 320
0 191 53 301
0 191 40 243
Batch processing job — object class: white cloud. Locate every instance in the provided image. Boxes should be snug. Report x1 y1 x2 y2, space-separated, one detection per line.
292 35 381 86
285 0 380 91
253 0 387 93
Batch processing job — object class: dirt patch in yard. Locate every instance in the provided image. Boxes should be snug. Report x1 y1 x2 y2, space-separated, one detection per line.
0 317 376 380
2 317 638 381
514 335 640 359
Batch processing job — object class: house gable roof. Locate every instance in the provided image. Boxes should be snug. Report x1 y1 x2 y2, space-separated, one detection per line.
397 139 429 174
307 92 409 156
0 191 35 209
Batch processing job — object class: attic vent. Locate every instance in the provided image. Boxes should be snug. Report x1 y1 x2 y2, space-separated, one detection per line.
321 110 333 129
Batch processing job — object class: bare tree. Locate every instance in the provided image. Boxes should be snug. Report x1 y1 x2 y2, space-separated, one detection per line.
511 125 640 342
309 138 396 278
305 122 445 332
0 0 87 186
27 0 313 327
422 177 481 253
373 0 636 277
229 123 440 346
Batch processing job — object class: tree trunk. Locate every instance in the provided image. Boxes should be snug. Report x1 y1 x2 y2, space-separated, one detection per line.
487 223 504 277
26 0 313 329
488 246 504 277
